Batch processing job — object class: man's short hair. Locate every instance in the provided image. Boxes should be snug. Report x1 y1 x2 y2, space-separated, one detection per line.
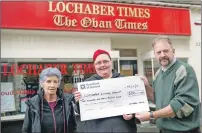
152 36 173 48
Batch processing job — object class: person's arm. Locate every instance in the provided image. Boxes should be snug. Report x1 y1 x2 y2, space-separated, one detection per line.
73 77 93 114
136 68 200 121
145 85 155 103
140 75 155 103
68 101 77 133
169 75 199 118
74 101 80 114
154 74 200 119
153 105 175 119
135 104 175 121
73 90 81 114
22 106 32 133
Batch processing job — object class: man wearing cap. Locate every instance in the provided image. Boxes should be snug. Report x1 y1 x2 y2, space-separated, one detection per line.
74 49 137 132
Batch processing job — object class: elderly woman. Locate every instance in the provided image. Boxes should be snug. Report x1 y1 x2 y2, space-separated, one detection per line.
22 67 77 133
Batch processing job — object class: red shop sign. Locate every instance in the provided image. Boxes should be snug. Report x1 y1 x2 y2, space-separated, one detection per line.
2 63 96 76
1 1 191 35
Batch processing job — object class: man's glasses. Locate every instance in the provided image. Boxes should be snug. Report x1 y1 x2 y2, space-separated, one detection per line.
94 60 110 66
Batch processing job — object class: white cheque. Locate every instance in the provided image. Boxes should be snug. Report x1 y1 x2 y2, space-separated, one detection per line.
77 76 150 121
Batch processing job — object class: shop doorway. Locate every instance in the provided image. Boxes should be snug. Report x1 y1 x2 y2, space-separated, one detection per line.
112 48 138 76
119 60 138 76
113 59 138 76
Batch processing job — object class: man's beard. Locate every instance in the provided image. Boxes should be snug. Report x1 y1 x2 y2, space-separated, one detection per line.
159 56 170 65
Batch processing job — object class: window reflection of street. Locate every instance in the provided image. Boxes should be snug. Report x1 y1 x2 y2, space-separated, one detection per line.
1 61 96 117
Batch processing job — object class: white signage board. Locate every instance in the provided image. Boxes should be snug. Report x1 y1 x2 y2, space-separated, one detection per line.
1 82 16 113
77 76 150 121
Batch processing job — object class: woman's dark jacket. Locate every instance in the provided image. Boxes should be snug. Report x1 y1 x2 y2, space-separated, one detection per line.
22 88 77 133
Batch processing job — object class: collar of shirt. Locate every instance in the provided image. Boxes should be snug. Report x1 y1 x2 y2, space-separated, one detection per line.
161 57 177 72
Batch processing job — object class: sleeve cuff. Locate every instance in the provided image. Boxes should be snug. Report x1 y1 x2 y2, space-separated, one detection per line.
170 99 194 118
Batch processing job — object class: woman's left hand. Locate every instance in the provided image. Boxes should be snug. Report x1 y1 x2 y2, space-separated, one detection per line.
123 114 133 120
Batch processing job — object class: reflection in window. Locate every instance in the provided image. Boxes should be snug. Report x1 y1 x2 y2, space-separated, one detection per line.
1 63 13 82
1 60 96 117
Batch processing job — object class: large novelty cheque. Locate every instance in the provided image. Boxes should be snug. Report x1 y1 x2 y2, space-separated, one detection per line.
77 76 150 121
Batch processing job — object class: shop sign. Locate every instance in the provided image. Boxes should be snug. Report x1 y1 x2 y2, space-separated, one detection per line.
1 1 191 35
2 63 96 76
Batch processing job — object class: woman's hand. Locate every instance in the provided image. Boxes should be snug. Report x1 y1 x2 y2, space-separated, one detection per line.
73 91 81 102
123 114 134 120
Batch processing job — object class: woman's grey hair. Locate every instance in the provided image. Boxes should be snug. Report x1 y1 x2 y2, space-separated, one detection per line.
39 67 62 86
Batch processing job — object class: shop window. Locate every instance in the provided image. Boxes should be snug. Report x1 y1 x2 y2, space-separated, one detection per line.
1 63 13 82
120 60 138 76
112 60 119 72
143 60 160 86
1 61 20 116
1 59 96 117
